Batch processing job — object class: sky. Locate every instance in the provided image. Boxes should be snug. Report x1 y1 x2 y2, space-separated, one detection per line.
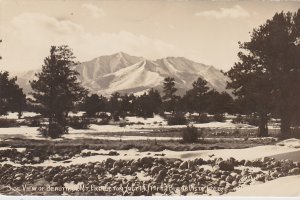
0 0 299 73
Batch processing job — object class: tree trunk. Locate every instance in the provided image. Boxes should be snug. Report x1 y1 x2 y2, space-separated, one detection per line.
258 113 268 137
280 110 291 139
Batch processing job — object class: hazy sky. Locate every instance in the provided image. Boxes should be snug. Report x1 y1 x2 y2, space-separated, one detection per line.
0 0 299 72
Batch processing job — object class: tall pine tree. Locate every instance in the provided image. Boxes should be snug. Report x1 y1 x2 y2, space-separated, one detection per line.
30 45 87 138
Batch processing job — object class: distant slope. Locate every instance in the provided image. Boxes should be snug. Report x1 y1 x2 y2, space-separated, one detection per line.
16 52 231 96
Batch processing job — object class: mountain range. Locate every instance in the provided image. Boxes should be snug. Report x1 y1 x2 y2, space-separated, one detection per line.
16 52 230 96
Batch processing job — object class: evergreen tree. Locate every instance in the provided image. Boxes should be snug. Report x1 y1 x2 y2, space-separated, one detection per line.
30 45 88 138
135 89 162 117
109 92 122 118
162 77 178 112
0 71 26 117
82 94 107 117
183 77 210 115
227 10 300 137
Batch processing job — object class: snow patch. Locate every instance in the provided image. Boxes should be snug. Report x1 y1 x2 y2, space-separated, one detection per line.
227 175 300 196
277 138 300 148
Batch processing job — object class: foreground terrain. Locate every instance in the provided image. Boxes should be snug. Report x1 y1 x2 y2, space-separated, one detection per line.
0 113 299 196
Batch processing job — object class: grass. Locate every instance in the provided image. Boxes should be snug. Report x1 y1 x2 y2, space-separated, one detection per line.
0 135 276 153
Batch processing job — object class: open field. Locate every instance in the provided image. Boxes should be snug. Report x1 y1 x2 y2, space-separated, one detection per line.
0 113 299 196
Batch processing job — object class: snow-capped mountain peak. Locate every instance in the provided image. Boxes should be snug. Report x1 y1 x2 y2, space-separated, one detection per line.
16 52 230 96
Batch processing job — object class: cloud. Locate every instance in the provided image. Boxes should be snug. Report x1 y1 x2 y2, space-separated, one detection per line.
2 13 192 71
195 5 250 19
81 3 106 18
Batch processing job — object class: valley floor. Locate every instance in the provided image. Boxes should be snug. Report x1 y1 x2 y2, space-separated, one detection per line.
0 113 299 196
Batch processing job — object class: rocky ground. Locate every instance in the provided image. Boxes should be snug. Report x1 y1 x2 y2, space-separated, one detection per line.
0 147 299 196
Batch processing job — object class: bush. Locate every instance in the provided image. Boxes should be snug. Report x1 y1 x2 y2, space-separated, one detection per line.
196 113 210 123
113 114 120 122
213 113 225 122
97 118 110 125
38 122 68 138
0 118 17 127
167 114 187 125
232 114 243 124
245 115 260 126
98 112 111 119
27 118 42 127
68 116 90 129
182 125 199 143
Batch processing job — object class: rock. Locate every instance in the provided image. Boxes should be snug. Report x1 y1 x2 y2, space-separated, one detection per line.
108 151 119 156
188 160 195 170
140 157 154 167
225 175 234 183
113 160 124 168
244 160 252 166
271 171 279 178
105 158 115 167
262 157 271 163
174 160 182 168
225 183 234 190
150 166 162 175
33 157 40 163
239 159 246 165
231 180 238 187
289 168 300 175
179 161 188 170
110 167 120 175
252 160 263 168
155 169 167 182
171 174 181 180
219 180 226 187
220 175 226 180
218 161 234 171
235 174 242 181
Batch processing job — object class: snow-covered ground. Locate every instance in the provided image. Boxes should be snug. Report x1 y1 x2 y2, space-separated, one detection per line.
0 112 40 119
227 175 300 196
2 139 299 167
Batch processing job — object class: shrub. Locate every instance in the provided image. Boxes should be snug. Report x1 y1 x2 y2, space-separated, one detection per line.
167 114 187 125
97 118 110 125
113 114 120 122
245 115 260 126
68 116 90 129
27 118 42 127
232 114 243 124
182 125 199 143
0 118 17 127
196 113 210 123
213 113 225 122
38 122 68 138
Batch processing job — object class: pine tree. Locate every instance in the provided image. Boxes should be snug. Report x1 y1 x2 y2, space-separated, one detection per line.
162 77 178 112
183 77 210 115
227 9 300 138
82 94 107 117
30 45 88 138
0 71 26 117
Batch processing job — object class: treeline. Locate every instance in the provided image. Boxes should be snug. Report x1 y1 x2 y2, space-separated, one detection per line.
79 77 234 119
0 9 300 139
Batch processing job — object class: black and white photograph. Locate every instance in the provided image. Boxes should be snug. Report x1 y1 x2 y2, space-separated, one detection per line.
0 0 300 197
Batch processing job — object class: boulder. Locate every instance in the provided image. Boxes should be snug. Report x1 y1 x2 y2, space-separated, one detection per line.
218 161 234 171
244 160 252 166
225 175 234 183
231 180 238 187
289 168 300 175
179 161 188 170
219 180 226 187
150 166 162 175
155 169 168 182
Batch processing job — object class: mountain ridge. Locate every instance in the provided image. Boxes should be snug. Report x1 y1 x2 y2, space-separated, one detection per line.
15 52 231 96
